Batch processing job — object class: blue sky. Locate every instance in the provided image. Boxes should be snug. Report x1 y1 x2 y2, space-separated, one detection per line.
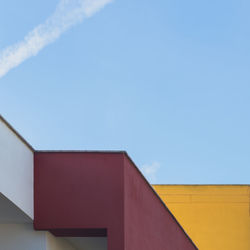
0 0 249 184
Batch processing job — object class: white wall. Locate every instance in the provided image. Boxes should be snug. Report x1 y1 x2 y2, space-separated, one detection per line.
0 223 45 250
46 232 77 250
0 224 78 250
0 119 34 218
0 193 77 250
65 237 107 250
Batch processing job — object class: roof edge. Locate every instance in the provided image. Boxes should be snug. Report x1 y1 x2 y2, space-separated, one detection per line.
123 152 198 249
35 150 127 154
0 115 34 152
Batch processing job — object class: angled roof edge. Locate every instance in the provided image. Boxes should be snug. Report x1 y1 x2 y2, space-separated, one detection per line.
123 152 198 249
0 114 34 152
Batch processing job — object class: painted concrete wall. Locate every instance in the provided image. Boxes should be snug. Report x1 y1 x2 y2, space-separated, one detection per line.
0 223 78 250
0 223 45 250
46 232 76 250
153 185 250 250
0 193 78 250
124 156 197 250
34 152 196 250
0 118 34 218
34 152 124 250
64 237 107 250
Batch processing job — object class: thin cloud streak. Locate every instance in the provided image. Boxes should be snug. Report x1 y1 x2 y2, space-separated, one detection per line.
141 161 161 183
0 0 112 78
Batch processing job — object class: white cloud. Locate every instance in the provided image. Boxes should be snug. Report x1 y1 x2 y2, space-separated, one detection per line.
141 161 160 183
0 0 113 78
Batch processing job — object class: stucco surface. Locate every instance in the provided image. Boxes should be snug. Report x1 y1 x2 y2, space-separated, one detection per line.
154 185 250 250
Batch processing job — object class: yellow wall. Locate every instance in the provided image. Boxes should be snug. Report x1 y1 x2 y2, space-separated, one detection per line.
153 185 250 250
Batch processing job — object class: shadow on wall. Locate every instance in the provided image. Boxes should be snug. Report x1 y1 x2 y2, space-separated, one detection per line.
0 193 107 250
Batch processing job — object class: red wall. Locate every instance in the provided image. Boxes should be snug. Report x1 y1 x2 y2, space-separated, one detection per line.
34 152 124 250
124 156 196 250
34 151 196 250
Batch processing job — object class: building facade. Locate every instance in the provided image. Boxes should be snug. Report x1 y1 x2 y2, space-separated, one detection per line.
154 185 250 250
1 115 249 250
0 116 196 250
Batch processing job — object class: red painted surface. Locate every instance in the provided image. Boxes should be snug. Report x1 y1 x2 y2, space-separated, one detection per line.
34 152 124 250
34 151 197 250
124 156 196 250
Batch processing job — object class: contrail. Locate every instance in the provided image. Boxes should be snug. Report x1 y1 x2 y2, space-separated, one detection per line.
0 0 113 78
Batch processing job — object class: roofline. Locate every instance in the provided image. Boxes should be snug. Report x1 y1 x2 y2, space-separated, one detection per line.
123 152 198 249
153 184 250 186
2 116 239 248
0 114 34 152
35 150 198 248
35 150 127 153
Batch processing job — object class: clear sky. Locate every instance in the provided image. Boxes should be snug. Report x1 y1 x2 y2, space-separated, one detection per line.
0 0 249 184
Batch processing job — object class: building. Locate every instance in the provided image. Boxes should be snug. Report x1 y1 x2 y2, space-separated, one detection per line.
1 115 249 249
153 185 250 250
0 115 196 250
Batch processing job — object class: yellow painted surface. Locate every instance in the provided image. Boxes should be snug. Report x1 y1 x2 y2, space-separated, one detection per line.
153 185 250 250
